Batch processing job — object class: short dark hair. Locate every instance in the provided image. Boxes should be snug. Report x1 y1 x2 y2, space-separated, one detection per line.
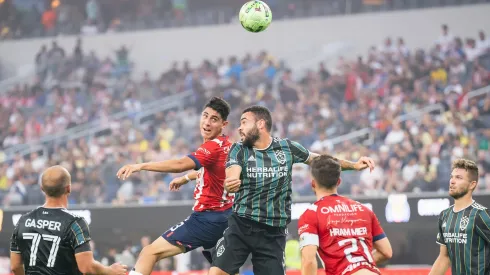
204 97 231 121
242 105 272 132
310 155 341 190
452 158 479 182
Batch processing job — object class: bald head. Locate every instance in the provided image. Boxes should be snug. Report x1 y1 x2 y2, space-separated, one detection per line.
41 165 71 198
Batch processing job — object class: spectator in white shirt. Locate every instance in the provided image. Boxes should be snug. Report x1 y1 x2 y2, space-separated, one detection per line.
436 24 454 53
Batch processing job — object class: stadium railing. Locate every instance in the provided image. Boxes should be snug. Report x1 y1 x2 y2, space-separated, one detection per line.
1 90 193 162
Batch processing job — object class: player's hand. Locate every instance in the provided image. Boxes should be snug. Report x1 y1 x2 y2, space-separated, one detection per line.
169 176 189 191
225 177 241 193
354 156 375 172
109 262 128 275
116 164 143 180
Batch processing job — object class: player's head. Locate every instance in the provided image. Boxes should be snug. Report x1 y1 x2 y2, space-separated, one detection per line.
449 158 479 199
41 165 72 199
239 105 272 148
201 97 230 140
309 155 341 194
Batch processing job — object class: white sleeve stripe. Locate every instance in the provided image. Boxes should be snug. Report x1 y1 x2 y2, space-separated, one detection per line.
299 233 319 249
10 250 21 254
304 151 312 163
436 241 446 246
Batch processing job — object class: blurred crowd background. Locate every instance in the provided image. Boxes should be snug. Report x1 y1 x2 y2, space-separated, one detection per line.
1 0 490 273
1 22 489 206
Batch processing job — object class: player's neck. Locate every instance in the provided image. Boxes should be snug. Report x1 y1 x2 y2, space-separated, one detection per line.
453 194 474 212
43 197 68 209
316 189 338 200
203 133 221 143
253 134 272 150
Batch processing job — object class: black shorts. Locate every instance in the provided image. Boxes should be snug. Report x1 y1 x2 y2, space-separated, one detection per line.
211 213 287 275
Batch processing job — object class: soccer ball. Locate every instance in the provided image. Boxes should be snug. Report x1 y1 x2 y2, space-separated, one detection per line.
239 0 272 33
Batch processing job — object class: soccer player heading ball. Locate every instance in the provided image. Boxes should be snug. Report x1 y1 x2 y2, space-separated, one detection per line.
298 156 393 275
209 105 376 275
430 159 490 275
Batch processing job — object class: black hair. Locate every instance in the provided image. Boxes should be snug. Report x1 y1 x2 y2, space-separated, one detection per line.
204 97 231 121
242 105 272 132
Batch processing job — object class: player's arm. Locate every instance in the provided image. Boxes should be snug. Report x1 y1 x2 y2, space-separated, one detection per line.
429 212 450 275
370 211 392 264
372 237 392 264
429 245 450 275
306 152 375 171
287 140 374 171
224 143 244 193
70 218 127 275
117 156 196 180
301 245 318 275
10 220 24 275
169 171 199 191
10 252 24 275
298 206 320 275
475 209 490 243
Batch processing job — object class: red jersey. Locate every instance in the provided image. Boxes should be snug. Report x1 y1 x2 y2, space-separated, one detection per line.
187 135 234 212
298 194 386 275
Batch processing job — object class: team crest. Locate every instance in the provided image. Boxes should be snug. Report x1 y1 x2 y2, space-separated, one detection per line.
460 216 469 231
275 150 286 165
217 245 225 257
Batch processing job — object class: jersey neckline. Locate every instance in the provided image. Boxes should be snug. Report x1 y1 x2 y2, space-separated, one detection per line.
253 136 274 151
451 199 475 213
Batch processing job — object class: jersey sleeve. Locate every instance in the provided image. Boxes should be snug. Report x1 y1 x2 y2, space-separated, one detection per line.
475 209 490 244
187 141 220 170
298 205 319 249
370 210 386 242
10 220 21 254
436 211 446 246
67 217 92 254
287 139 311 164
226 143 244 169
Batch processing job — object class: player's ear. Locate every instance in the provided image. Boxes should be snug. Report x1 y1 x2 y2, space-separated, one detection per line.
336 178 342 187
470 180 478 192
222 120 229 128
66 184 71 195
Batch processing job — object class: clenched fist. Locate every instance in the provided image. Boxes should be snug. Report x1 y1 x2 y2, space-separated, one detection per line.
224 178 241 193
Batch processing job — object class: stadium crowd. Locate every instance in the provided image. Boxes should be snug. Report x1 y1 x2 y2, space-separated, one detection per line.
2 0 488 40
1 24 490 208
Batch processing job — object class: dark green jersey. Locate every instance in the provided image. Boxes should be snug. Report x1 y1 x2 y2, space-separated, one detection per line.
226 137 310 227
436 201 490 275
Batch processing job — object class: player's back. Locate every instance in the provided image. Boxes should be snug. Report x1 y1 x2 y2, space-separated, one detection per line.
307 195 383 275
11 207 87 275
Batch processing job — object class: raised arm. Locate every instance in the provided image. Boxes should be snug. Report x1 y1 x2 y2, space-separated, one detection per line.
117 156 196 180
305 152 375 172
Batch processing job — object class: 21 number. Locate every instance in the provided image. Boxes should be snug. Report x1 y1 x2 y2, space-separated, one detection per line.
22 233 60 267
338 238 374 263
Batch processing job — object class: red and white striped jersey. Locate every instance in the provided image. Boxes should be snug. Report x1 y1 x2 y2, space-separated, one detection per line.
187 135 234 212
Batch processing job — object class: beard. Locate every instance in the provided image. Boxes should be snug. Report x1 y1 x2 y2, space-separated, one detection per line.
450 186 470 200
242 126 260 148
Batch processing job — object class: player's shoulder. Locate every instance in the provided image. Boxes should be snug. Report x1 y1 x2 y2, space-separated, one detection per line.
471 201 488 211
438 204 455 218
272 137 295 145
471 201 490 218
201 136 231 150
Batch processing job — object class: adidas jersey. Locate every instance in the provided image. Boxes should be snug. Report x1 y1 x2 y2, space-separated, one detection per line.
10 207 91 275
436 201 490 275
